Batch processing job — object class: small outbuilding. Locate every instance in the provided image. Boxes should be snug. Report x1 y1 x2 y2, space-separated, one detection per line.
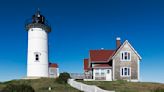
49 63 59 78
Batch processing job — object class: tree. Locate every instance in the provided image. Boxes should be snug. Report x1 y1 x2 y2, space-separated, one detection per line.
56 72 71 84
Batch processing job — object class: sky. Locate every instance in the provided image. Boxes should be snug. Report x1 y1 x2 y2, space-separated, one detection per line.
0 0 164 83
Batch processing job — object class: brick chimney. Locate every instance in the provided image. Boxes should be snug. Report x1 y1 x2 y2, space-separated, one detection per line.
116 37 121 48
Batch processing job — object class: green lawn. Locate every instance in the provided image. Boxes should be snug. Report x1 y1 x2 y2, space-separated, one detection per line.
78 80 164 92
0 78 80 92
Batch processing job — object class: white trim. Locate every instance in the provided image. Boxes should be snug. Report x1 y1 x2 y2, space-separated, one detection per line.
120 67 131 77
138 59 140 81
112 40 142 60
120 51 131 61
112 59 115 80
93 69 95 80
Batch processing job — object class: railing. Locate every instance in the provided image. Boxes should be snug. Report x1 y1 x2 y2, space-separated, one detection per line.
24 18 51 32
85 75 92 79
68 79 115 92
25 18 51 27
70 73 85 79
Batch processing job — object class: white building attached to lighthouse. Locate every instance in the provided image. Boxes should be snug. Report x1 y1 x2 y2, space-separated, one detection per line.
25 10 59 78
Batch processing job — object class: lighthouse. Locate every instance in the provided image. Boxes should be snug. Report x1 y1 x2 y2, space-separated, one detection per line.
25 10 51 78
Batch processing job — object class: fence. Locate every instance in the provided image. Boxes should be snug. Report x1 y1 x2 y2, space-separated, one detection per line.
68 79 115 92
70 73 85 79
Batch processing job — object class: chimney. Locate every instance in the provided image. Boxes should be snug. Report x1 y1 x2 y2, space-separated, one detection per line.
116 37 121 48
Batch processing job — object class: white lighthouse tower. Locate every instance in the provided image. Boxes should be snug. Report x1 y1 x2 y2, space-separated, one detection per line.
26 10 51 78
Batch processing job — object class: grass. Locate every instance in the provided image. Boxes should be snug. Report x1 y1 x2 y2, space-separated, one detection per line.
0 78 80 92
77 80 164 92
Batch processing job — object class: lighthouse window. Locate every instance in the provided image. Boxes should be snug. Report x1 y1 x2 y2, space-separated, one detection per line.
34 52 41 62
35 54 39 61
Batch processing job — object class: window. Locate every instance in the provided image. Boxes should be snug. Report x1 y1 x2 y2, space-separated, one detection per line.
120 67 131 77
35 54 39 61
107 70 110 74
101 69 105 76
34 52 41 62
120 51 131 61
95 69 100 76
101 72 105 76
95 72 99 76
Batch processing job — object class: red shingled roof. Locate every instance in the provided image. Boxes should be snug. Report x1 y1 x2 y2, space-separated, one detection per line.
84 59 91 71
49 63 58 68
90 50 115 62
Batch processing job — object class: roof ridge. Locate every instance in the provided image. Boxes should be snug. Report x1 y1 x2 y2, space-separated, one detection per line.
90 50 115 51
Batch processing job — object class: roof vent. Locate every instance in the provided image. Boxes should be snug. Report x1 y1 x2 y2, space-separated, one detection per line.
101 48 104 50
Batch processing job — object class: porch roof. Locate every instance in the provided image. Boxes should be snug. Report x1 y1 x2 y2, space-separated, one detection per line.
49 63 58 68
93 64 112 68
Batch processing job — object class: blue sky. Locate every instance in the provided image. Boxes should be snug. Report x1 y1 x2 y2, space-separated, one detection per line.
0 0 164 83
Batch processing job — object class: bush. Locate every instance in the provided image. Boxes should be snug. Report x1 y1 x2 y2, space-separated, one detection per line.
2 84 35 92
56 72 71 84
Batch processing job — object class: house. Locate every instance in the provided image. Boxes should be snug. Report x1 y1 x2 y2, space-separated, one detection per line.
84 37 141 81
49 63 59 78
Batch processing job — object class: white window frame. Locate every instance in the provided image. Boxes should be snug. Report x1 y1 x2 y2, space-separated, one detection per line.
94 69 107 77
94 69 100 76
120 51 131 61
101 69 105 76
120 67 131 77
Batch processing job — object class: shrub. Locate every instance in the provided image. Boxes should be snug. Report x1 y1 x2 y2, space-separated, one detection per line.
2 84 35 92
56 72 71 84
